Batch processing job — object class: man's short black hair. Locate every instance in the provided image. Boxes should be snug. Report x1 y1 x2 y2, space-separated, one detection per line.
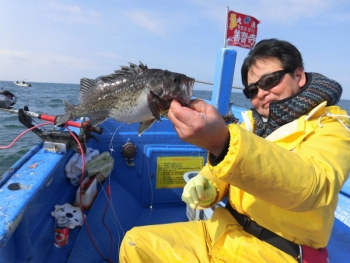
241 38 304 87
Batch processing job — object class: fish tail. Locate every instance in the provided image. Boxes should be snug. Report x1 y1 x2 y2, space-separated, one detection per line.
55 100 75 125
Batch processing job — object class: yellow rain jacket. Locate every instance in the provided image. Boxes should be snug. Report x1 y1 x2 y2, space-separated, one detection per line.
120 102 350 263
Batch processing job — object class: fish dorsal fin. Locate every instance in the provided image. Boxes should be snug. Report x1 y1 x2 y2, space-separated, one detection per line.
115 62 148 77
80 78 96 102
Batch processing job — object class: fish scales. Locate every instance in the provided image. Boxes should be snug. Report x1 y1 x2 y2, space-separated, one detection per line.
56 62 195 135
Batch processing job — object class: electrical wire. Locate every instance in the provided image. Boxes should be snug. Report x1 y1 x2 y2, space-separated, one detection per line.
67 128 115 263
0 116 116 262
0 122 51 149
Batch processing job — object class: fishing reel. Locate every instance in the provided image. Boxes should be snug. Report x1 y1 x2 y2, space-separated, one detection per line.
18 107 103 154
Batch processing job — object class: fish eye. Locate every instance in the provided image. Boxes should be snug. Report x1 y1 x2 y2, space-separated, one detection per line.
172 76 181 83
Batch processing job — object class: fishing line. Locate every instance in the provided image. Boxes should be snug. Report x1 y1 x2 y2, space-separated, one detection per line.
82 132 116 261
98 123 152 255
102 183 115 261
108 123 154 215
67 128 115 263
99 170 123 255
195 79 243 90
98 179 124 235
99 123 155 255
143 148 154 213
118 125 154 213
103 123 128 254
189 146 207 171
108 123 128 224
97 179 122 255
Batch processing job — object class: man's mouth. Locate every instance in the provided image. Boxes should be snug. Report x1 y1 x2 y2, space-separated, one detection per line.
262 101 270 108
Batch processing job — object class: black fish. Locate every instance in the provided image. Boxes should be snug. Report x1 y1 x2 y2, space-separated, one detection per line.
56 62 195 135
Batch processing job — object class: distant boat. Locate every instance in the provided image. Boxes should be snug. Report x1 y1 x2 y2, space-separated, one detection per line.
0 87 17 109
14 80 31 87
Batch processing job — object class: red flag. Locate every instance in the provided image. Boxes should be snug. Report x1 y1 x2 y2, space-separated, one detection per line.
226 10 260 49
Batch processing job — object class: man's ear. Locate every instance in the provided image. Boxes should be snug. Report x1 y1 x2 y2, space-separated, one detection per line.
294 67 306 88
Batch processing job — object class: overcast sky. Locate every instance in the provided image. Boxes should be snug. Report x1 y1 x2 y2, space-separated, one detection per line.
1 0 350 99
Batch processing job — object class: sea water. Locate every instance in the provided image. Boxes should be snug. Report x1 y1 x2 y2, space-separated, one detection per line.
1 80 350 176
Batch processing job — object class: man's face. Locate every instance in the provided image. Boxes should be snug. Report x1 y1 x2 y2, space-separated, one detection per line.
247 57 306 118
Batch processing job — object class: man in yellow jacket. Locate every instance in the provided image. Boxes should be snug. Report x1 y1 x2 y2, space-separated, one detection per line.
119 39 350 263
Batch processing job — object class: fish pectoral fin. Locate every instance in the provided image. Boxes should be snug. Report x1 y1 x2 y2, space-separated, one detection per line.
161 110 169 119
138 119 156 136
148 100 162 121
55 113 72 126
90 116 108 126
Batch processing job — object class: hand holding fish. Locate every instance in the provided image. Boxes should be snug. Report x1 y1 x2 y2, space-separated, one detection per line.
168 99 229 157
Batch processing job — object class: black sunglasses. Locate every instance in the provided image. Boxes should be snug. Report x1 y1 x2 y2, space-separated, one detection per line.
243 69 291 99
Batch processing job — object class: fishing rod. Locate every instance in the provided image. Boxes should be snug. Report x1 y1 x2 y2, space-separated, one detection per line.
195 79 244 90
0 107 102 153
0 107 102 134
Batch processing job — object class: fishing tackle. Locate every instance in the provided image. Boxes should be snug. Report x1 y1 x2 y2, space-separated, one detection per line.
5 106 103 154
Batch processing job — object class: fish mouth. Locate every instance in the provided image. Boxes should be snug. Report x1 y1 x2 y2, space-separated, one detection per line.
150 76 195 107
176 96 189 107
179 77 195 106
162 77 195 107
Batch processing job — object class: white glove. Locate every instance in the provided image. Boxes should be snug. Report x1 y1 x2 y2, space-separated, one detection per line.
182 174 217 209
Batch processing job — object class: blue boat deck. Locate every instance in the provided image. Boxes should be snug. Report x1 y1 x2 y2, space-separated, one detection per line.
1 117 349 263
